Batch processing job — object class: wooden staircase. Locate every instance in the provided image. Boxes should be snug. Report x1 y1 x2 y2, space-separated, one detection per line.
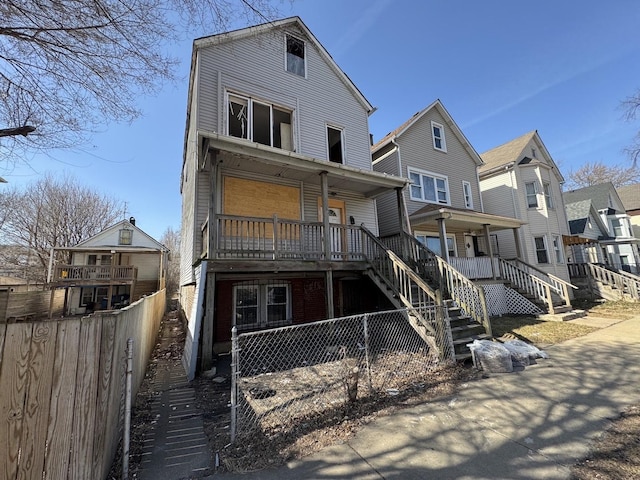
447 302 492 360
568 263 640 302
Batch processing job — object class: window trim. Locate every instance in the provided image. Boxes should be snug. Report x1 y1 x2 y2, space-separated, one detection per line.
285 33 306 78
525 181 539 209
552 235 563 264
408 167 450 205
431 121 447 152
543 182 554 209
233 281 292 331
462 181 474 209
119 228 133 245
326 124 345 164
534 236 549 264
226 91 294 150
415 231 457 257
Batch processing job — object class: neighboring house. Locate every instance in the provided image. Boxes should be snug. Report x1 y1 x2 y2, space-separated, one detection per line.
48 218 168 314
563 199 610 265
479 131 572 283
372 100 523 270
617 183 640 237
179 17 407 365
564 183 640 273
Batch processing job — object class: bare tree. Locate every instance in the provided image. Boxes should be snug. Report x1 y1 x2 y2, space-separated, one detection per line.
0 173 123 282
160 226 181 298
0 0 282 165
623 89 640 164
566 161 640 190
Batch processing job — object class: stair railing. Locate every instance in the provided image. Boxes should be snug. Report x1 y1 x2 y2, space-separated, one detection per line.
381 232 491 337
360 228 455 360
504 258 576 308
585 263 640 301
498 259 558 313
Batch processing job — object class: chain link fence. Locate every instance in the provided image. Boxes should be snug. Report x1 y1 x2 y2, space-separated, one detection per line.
230 307 453 441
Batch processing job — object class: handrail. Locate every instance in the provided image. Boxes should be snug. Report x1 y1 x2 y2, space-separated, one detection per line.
381 232 491 336
52 265 138 282
499 259 558 313
583 262 640 301
504 258 575 308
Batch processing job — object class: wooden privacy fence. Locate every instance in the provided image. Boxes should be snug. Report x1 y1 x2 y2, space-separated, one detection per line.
0 288 166 480
0 289 64 322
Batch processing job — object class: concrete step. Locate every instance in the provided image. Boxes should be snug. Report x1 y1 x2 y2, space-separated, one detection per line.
535 309 587 322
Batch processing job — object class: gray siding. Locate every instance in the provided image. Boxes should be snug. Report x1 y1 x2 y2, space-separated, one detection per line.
393 108 481 217
373 150 401 237
180 130 198 286
195 25 373 171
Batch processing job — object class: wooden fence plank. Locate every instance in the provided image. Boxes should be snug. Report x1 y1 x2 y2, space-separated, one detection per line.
69 317 101 480
19 322 58 480
44 319 81 480
92 315 117 477
0 322 33 479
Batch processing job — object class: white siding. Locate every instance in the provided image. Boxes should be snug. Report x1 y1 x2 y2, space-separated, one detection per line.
180 129 198 286
195 25 373 171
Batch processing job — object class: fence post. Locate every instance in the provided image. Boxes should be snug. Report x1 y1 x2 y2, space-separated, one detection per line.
230 326 238 444
362 314 373 392
122 338 134 480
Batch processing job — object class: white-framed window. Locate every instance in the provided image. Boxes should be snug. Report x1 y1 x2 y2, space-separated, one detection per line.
534 236 549 264
119 229 132 245
415 233 456 258
552 235 563 263
610 217 626 237
543 182 554 209
233 281 291 331
409 168 450 205
462 181 474 209
327 125 344 164
285 34 306 77
227 92 293 150
431 121 447 152
525 181 538 208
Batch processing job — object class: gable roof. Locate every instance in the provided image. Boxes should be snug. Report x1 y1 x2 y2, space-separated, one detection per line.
371 99 483 166
72 219 167 251
564 199 608 236
479 130 564 182
563 182 624 213
617 183 640 212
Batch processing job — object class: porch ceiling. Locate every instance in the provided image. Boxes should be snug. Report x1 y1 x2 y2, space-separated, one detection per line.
201 132 407 198
409 205 525 232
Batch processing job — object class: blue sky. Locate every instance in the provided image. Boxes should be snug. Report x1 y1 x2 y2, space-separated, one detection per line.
3 0 640 240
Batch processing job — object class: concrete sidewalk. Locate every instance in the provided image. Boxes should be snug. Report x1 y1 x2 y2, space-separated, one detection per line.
212 315 640 479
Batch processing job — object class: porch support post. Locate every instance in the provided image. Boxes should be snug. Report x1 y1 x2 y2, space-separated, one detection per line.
513 227 523 260
207 149 219 260
437 217 449 262
320 172 330 260
325 270 334 319
484 224 496 280
201 271 215 371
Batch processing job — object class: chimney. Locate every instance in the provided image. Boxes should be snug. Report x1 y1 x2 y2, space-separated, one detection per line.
129 216 136 226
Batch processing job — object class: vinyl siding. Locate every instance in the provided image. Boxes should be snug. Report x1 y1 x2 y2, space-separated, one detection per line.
373 149 401 237
394 109 481 216
180 129 198 286
195 25 373 171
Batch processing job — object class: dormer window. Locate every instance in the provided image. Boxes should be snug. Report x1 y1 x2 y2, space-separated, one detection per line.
286 34 305 77
431 121 447 152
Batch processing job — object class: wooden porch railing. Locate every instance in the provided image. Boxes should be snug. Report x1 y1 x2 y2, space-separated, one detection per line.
52 265 137 283
380 232 491 336
569 262 640 301
215 214 366 260
449 256 499 280
504 258 575 308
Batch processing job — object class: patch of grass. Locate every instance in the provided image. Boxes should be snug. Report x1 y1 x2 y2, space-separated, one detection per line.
490 316 598 345
582 300 638 320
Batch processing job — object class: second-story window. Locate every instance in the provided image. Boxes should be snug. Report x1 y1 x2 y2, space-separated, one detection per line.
327 125 344 163
285 34 306 77
611 218 625 237
431 121 447 152
227 93 293 150
525 181 538 208
119 229 132 245
543 182 554 209
462 181 474 209
409 168 449 205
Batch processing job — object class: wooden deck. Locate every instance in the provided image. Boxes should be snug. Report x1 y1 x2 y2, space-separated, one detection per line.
50 265 138 285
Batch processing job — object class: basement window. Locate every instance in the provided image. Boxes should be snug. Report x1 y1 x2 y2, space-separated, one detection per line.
286 34 306 77
233 280 291 331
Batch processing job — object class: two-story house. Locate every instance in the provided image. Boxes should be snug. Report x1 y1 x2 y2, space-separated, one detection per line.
479 131 572 283
564 183 640 273
179 17 410 367
617 183 640 236
372 100 523 275
48 218 168 315
564 198 610 265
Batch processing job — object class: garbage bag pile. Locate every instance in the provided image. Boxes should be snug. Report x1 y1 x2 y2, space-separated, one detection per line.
467 339 548 373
